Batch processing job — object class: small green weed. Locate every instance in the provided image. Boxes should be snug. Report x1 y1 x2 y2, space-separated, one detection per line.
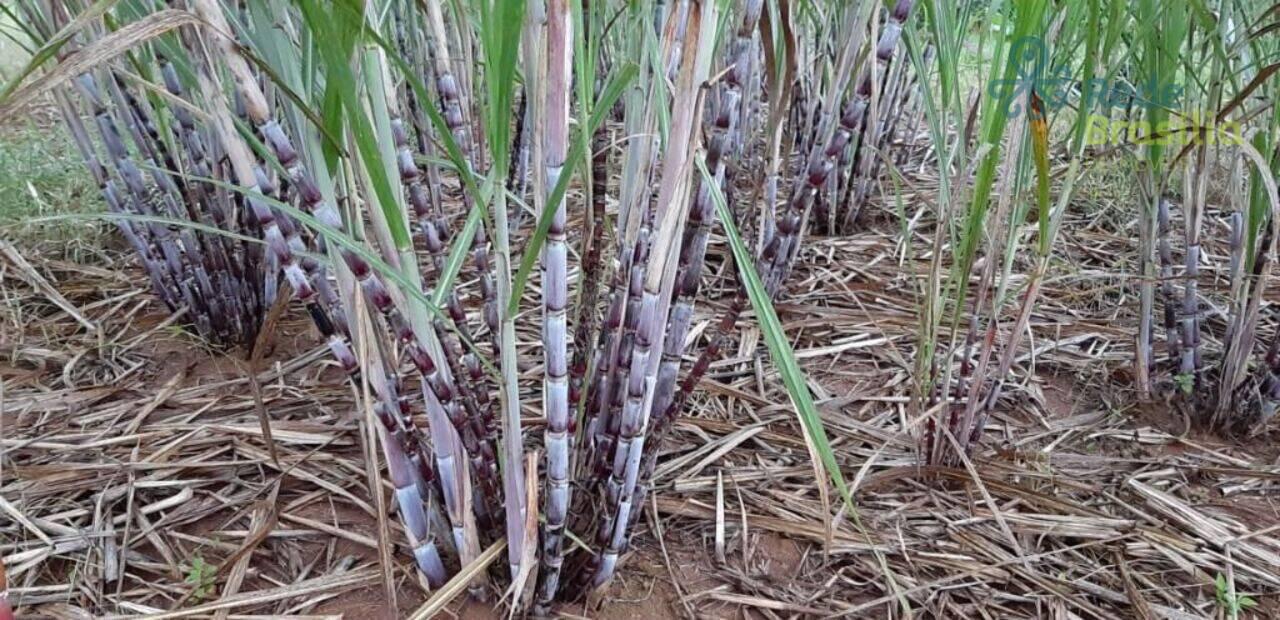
1174 372 1195 395
184 555 217 601
1215 573 1257 619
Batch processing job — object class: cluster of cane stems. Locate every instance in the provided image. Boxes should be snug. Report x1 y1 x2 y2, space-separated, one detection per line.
1134 5 1280 434
1155 184 1280 433
19 0 928 611
818 1 923 234
662 0 918 434
635 0 765 516
22 3 269 349
578 0 713 589
190 0 473 586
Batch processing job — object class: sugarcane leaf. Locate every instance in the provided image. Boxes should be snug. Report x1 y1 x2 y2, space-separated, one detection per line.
956 0 1047 278
478 0 527 170
697 158 853 510
0 4 39 53
319 74 346 175
0 9 199 120
1216 62 1280 124
296 0 411 253
1028 89 1051 253
432 204 484 310
361 23 485 210
507 63 637 316
0 0 120 103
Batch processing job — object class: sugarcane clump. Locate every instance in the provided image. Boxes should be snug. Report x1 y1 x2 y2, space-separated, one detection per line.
4 0 922 613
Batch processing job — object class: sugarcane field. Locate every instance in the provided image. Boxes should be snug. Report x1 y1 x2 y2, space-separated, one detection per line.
4 0 1280 617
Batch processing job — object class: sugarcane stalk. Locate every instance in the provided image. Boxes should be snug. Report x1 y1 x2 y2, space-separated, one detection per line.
369 361 450 588
669 0 915 458
509 88 532 229
650 0 762 441
810 0 915 259
593 0 711 587
667 0 916 432
568 107 613 425
418 0 519 576
632 0 763 518
536 0 573 607
1254 221 1280 426
1179 159 1205 386
585 1 689 497
766 58 865 289
595 233 649 485
581 244 631 476
52 88 176 311
76 71 213 336
389 107 500 523
1157 198 1182 366
844 42 914 229
191 0 475 580
1217 178 1280 428
414 0 505 446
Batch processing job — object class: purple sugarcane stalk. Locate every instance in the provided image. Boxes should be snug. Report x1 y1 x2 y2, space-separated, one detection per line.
1157 198 1182 366
191 0 461 583
667 0 918 432
568 109 613 427
537 0 574 606
389 111 501 524
633 0 764 521
593 0 709 588
650 0 761 448
75 72 208 327
842 34 918 230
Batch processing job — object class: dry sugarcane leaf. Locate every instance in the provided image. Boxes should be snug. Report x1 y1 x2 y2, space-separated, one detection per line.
0 10 200 120
138 569 378 618
0 240 97 334
210 494 278 620
508 453 540 614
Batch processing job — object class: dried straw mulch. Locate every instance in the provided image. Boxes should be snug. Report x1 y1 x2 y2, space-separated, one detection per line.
3 178 1280 618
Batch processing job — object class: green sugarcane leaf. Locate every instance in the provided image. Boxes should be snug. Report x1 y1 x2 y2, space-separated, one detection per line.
480 0 526 170
697 157 853 510
296 0 411 253
361 23 484 210
432 203 484 310
319 71 347 175
0 4 39 53
508 63 638 316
